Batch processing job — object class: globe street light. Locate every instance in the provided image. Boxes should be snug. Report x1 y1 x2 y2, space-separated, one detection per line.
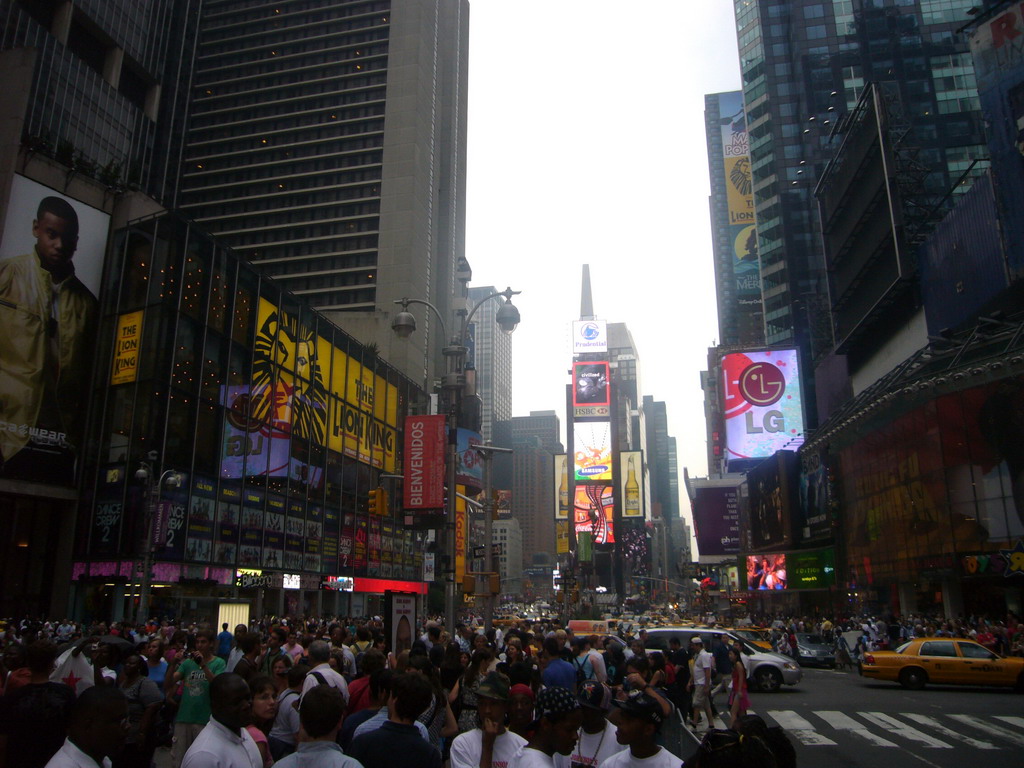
135 456 183 625
392 286 521 634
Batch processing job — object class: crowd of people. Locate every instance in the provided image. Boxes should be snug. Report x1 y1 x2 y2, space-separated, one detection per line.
0 612 808 768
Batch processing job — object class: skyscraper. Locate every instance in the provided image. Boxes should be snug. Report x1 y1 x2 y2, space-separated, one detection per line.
179 0 470 384
468 285 512 444
732 0 987 365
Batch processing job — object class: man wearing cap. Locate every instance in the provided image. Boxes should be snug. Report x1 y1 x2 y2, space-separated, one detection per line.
567 681 620 768
519 686 582 768
686 636 715 732
601 691 680 768
449 671 526 768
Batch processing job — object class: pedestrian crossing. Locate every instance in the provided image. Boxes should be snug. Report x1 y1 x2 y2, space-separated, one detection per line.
686 710 1024 753
756 709 1024 750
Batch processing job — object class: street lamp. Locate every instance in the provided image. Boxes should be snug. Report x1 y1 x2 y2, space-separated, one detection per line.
135 454 183 626
472 442 513 635
392 286 521 635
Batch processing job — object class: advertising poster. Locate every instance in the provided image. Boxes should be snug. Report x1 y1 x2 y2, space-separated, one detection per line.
239 489 264 568
110 310 143 385
556 520 570 554
554 454 569 520
185 487 215 563
799 451 832 540
722 349 805 462
263 495 285 569
789 549 836 590
746 554 787 590
573 362 611 419
620 450 643 518
455 490 467 582
215 483 241 564
387 592 417 656
305 506 322 572
572 319 608 354
322 504 339 573
0 175 110 485
692 486 741 556
717 91 760 301
403 414 446 509
353 517 367 569
285 499 304 571
747 451 799 550
573 484 615 544
456 428 484 493
573 421 612 482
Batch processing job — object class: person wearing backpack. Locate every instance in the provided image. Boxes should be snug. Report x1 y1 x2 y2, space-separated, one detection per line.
571 638 595 687
267 664 306 760
298 640 348 707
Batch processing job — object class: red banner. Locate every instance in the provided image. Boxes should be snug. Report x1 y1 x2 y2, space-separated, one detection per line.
403 415 446 509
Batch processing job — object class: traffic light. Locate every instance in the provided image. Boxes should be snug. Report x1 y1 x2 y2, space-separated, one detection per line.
368 488 383 515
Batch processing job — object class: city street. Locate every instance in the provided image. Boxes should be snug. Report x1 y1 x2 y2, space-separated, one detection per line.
678 667 1024 768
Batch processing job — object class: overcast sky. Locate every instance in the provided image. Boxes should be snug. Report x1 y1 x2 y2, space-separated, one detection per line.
465 1 742 488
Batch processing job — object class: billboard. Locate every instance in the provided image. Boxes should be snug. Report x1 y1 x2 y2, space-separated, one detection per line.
572 319 607 354
573 484 614 544
573 362 611 419
745 554 787 590
746 450 799 551
573 421 612 482
718 91 759 302
219 298 399 480
722 349 805 462
692 485 741 556
403 415 446 509
554 454 569 519
799 450 832 540
789 549 836 590
0 175 109 485
620 450 644 518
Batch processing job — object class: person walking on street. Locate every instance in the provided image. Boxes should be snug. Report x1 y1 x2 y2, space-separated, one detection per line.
686 637 715 732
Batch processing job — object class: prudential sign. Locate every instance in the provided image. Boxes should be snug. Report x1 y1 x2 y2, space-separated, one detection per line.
572 319 608 354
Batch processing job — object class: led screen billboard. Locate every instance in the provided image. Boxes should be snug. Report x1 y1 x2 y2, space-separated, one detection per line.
554 454 569 519
0 175 109 485
722 349 805 462
789 549 836 590
573 362 611 419
573 421 612 482
745 554 787 590
746 450 799 550
573 484 614 544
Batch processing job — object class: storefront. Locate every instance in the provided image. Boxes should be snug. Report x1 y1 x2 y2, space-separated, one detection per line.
71 212 429 621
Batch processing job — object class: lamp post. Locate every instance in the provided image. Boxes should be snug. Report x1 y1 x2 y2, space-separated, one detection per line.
135 456 183 626
472 443 513 635
392 286 521 635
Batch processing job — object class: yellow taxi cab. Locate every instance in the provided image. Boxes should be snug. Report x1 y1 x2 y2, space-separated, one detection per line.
860 637 1024 690
725 627 773 651
492 614 522 628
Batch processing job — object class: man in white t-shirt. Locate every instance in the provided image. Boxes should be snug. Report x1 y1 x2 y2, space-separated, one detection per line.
449 672 527 768
566 681 622 768
299 640 349 705
686 636 715 731
599 690 680 768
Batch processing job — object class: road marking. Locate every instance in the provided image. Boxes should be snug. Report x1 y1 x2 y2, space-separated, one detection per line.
949 715 1024 747
903 714 997 749
816 711 898 747
993 715 1024 731
859 712 951 748
766 710 837 745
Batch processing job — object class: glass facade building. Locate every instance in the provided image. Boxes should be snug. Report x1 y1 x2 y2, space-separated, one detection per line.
73 212 426 619
732 0 987 357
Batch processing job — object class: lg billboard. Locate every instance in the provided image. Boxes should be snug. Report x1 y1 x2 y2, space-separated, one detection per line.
722 349 805 462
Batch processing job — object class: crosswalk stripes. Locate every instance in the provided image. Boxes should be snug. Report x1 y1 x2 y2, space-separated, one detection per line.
947 714 1024 747
763 710 1024 750
902 713 998 749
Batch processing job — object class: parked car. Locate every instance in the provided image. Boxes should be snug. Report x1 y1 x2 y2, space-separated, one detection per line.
642 626 802 692
860 638 1024 690
794 633 836 668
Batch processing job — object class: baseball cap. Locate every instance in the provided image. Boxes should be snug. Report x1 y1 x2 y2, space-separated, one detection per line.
578 680 612 711
612 690 664 726
476 671 510 701
691 636 703 644
536 686 580 720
